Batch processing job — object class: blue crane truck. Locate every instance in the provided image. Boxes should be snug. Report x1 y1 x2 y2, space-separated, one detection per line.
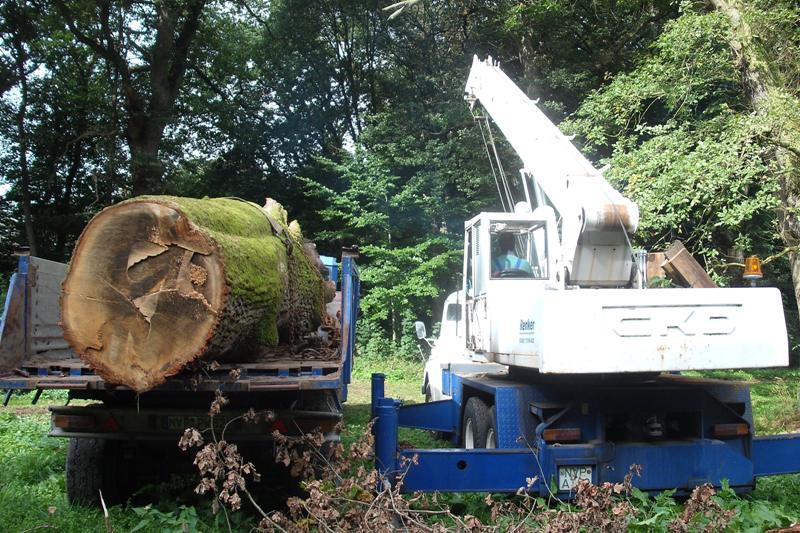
370 299 800 497
0 251 360 505
365 55 800 500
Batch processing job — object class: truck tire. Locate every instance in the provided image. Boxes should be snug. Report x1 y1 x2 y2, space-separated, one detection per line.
462 397 496 449
66 438 125 506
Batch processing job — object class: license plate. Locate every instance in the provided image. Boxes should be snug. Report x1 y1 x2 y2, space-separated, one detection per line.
558 465 593 491
165 415 229 431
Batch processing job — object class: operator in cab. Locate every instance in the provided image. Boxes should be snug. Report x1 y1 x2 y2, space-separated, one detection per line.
492 232 533 277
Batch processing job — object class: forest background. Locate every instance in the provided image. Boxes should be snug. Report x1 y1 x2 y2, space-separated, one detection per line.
1 0 798 360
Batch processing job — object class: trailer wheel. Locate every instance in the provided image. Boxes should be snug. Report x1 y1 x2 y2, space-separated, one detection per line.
66 438 125 506
462 397 495 449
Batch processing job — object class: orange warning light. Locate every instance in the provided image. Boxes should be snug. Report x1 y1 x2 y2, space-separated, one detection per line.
743 256 763 281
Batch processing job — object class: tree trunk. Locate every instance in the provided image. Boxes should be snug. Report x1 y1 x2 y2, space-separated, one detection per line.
54 0 207 197
128 134 165 195
55 139 83 261
709 0 800 323
61 196 332 392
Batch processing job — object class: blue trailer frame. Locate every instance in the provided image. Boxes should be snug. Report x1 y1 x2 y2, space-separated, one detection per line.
372 369 800 497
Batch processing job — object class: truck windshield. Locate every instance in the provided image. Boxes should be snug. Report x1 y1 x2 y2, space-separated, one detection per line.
489 221 548 280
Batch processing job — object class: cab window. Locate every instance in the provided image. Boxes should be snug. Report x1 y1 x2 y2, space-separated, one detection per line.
446 303 462 321
490 221 548 279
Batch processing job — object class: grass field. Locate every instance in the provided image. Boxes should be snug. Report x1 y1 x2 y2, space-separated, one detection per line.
2 357 800 531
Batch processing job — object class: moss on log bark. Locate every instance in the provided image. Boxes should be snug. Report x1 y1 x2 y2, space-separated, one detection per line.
61 196 328 392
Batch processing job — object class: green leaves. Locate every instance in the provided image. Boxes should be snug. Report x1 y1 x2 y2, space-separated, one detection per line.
301 144 466 356
564 10 787 285
129 505 199 533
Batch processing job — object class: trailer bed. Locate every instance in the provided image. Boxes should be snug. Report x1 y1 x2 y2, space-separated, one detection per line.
1 355 345 393
0 254 360 397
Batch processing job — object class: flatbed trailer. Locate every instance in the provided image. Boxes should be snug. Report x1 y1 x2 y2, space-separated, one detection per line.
0 253 360 504
371 368 800 497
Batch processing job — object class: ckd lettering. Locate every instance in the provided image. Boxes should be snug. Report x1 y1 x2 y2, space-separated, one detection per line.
608 307 737 337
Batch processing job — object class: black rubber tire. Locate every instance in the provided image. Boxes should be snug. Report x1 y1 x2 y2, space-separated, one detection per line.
462 397 493 449
66 438 125 506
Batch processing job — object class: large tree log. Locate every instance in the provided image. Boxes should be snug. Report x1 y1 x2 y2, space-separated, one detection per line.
61 196 329 392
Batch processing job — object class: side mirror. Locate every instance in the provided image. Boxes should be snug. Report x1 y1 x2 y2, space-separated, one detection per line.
414 321 427 340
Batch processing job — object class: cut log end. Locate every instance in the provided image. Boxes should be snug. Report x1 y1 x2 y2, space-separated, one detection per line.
61 200 227 392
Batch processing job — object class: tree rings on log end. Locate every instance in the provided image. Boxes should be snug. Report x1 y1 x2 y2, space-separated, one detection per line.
61 200 227 392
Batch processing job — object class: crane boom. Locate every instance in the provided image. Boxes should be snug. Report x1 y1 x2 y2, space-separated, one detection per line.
465 55 640 287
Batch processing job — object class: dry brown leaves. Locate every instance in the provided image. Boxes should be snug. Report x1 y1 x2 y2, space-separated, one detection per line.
667 484 735 532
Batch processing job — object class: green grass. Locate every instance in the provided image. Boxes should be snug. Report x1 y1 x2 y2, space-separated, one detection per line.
2 361 800 531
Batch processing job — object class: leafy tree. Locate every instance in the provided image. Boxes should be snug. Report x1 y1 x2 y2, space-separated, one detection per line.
53 0 209 194
705 0 800 331
471 0 679 118
0 0 124 261
564 9 800 351
2 0 39 254
302 148 464 351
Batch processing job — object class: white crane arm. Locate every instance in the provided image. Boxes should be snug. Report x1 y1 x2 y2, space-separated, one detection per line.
465 55 640 286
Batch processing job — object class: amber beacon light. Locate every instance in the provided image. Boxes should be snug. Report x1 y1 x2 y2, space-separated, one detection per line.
743 256 763 286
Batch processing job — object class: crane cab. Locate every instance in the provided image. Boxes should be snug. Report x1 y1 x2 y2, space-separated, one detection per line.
463 207 561 358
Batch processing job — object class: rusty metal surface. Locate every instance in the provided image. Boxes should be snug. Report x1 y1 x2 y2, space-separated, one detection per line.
597 203 635 232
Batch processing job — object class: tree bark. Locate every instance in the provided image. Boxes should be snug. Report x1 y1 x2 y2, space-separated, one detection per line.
128 123 167 195
709 0 800 323
61 196 332 392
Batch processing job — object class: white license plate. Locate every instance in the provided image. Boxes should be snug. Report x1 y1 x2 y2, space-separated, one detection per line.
557 465 593 491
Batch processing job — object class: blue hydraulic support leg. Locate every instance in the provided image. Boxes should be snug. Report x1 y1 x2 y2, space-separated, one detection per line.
371 373 385 419
372 372 400 487
374 398 398 471
374 398 400 486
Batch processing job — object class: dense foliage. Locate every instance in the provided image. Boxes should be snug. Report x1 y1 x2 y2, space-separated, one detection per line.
1 0 798 357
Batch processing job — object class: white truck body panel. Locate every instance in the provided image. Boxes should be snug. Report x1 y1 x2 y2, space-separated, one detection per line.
488 287 788 373
423 291 504 401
